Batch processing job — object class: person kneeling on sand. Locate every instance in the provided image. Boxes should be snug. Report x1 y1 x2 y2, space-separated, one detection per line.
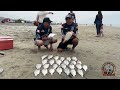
57 14 79 52
34 17 57 51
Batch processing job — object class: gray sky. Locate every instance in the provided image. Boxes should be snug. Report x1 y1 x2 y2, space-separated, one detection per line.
0 11 120 26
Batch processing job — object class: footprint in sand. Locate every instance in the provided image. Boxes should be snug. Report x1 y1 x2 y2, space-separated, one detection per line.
105 52 110 54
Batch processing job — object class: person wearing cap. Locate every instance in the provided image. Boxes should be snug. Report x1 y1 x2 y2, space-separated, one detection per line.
35 11 54 26
34 17 57 51
57 14 79 52
68 11 76 23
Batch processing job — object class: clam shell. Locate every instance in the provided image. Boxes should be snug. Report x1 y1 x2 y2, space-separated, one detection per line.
72 57 77 61
77 69 84 77
34 69 40 76
43 64 49 69
54 56 59 61
36 64 42 70
60 57 65 61
82 65 88 71
56 67 62 74
48 55 53 59
42 69 48 76
49 59 54 65
41 55 48 60
76 64 82 69
70 69 76 77
64 67 70 75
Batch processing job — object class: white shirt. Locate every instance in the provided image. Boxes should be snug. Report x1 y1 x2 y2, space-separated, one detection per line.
36 11 50 23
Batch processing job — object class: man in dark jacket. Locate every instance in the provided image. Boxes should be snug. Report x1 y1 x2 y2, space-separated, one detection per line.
94 11 103 37
34 17 57 51
57 14 79 52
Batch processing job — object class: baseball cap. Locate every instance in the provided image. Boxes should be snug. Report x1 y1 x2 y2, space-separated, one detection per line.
43 17 52 23
65 14 72 20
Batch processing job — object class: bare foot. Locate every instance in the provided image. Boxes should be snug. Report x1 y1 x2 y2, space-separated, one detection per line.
38 46 41 50
44 45 48 49
49 46 53 51
71 48 75 52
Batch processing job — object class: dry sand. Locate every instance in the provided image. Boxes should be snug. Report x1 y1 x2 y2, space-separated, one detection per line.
0 24 120 79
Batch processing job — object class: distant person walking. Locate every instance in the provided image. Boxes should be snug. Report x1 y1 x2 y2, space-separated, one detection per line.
68 11 76 23
35 11 53 26
94 11 103 37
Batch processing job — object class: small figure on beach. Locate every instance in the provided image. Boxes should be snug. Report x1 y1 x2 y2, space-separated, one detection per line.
94 11 103 37
57 14 79 52
100 24 104 37
34 11 54 26
34 17 57 51
68 11 76 23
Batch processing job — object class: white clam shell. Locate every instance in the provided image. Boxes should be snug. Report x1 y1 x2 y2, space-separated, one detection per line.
77 69 84 77
54 56 59 61
60 57 65 61
0 68 4 74
43 64 49 69
69 64 75 69
61 64 66 69
36 64 42 70
49 59 54 65
64 68 70 75
42 59 48 65
56 60 62 65
48 55 53 59
77 60 82 64
53 64 58 69
41 55 48 60
42 69 48 76
72 57 77 61
56 67 62 74
66 57 71 61
63 60 69 66
34 69 40 76
71 61 76 65
70 69 76 77
49 68 55 75
76 64 82 69
82 65 88 71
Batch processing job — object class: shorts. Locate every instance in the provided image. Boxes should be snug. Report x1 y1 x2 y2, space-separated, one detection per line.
34 37 55 46
57 38 78 49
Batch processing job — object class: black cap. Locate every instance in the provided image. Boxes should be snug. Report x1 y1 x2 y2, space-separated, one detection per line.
43 17 52 23
65 14 72 20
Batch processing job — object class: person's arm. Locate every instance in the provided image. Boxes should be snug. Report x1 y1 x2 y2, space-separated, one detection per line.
36 13 39 22
36 26 41 40
72 23 78 33
94 15 97 24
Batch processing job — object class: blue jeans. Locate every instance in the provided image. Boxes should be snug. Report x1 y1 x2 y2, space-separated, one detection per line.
96 24 101 35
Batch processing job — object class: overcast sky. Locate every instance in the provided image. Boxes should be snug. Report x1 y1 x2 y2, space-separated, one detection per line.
0 11 120 27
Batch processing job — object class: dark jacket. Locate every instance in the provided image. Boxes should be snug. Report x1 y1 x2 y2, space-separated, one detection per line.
61 22 78 35
35 23 52 40
94 14 103 25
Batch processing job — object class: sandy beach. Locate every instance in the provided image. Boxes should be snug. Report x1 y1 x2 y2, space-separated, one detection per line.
0 24 120 79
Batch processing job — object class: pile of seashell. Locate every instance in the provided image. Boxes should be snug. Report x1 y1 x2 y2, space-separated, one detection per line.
34 55 88 77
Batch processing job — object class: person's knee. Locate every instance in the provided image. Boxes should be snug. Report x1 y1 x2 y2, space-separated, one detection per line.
53 39 57 43
72 38 79 44
36 40 43 46
57 48 63 52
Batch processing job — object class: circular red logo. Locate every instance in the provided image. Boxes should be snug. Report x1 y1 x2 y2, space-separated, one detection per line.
102 62 116 76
